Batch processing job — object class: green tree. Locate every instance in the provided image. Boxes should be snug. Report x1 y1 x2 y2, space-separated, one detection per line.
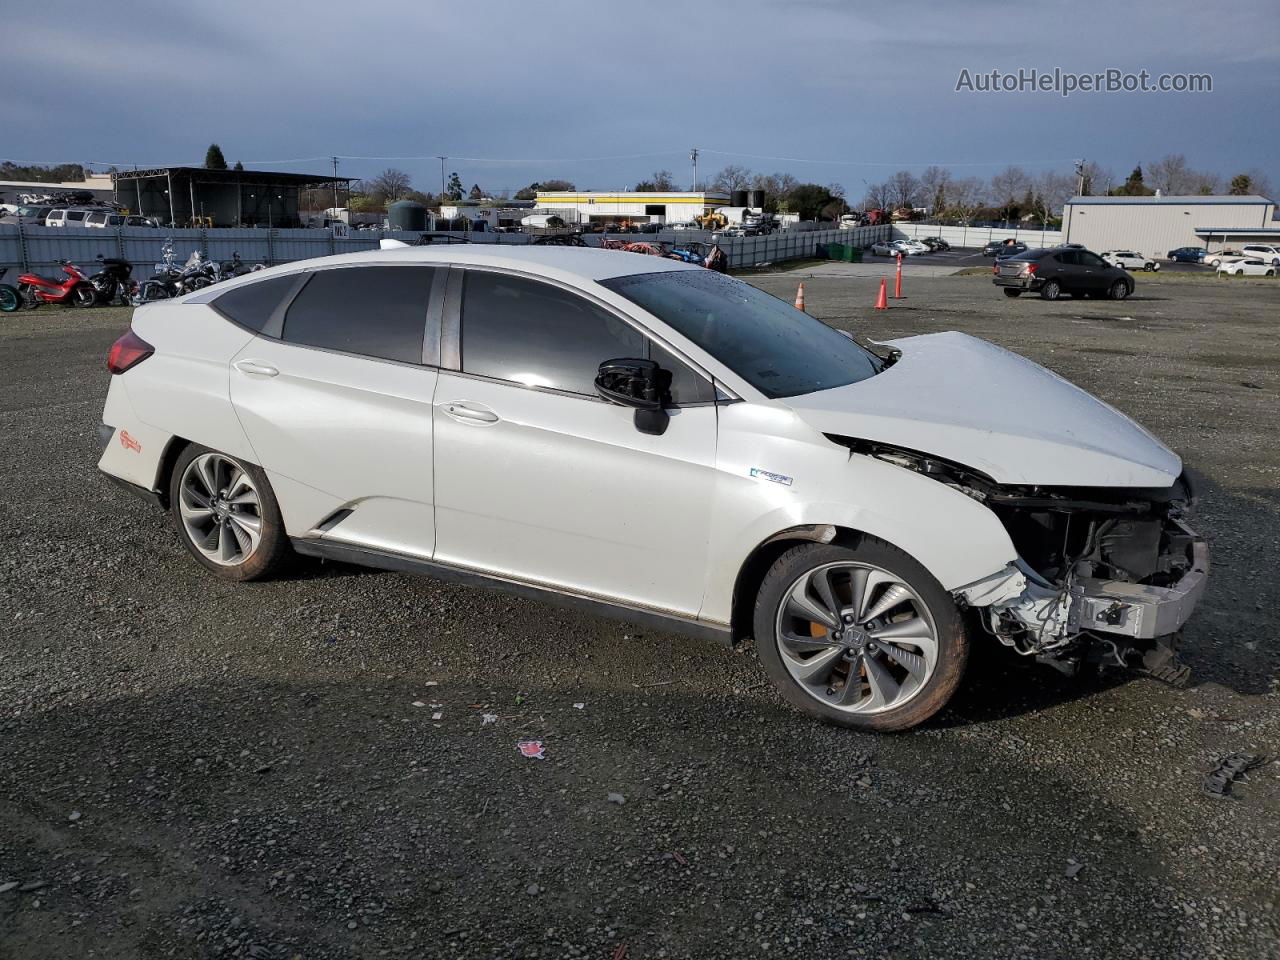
233 161 244 171
1229 173 1253 195
783 183 841 220
1110 166 1154 197
204 144 228 170
446 172 464 201
468 183 484 200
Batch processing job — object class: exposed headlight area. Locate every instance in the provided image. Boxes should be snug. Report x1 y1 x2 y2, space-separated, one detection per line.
827 436 1207 682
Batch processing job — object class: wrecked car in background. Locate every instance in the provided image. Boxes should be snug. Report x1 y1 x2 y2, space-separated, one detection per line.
97 247 1207 732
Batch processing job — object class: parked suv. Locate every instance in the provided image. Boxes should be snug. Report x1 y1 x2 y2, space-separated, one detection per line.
1167 246 1206 263
1239 244 1280 267
97 246 1204 731
45 208 94 227
993 247 1134 300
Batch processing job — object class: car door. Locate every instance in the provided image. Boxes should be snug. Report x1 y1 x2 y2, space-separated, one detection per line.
227 264 446 558
1076 250 1116 291
431 267 719 618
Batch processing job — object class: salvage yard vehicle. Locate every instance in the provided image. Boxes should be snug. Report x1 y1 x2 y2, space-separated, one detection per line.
1101 250 1159 272
1216 258 1276 277
994 246 1134 300
1205 249 1245 269
97 246 1207 731
1167 246 1206 263
1238 243 1280 267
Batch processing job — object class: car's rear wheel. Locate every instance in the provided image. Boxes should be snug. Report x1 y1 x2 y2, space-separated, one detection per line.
169 444 292 581
1143 262 1155 272
753 540 969 732
1108 279 1131 300
1039 279 1061 301
1002 288 1021 298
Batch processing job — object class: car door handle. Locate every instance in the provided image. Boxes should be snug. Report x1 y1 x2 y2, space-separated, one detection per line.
439 401 500 424
234 359 279 377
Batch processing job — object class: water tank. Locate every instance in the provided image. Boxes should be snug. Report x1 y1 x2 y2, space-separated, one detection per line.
748 189 766 209
730 190 749 207
388 200 427 232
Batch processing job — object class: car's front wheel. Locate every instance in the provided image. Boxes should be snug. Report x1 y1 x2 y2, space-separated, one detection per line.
1039 279 1061 300
753 539 969 732
1108 279 1131 300
169 444 292 581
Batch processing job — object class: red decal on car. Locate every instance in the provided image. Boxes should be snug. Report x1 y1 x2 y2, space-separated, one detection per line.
120 430 141 453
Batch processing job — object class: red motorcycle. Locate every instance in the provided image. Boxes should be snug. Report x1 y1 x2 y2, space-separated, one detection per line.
17 259 96 309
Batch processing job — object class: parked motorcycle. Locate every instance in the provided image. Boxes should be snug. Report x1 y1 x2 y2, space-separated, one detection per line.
0 268 20 313
88 254 135 305
135 250 214 302
16 259 96 308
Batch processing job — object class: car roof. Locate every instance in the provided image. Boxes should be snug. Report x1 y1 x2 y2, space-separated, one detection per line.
182 243 703 301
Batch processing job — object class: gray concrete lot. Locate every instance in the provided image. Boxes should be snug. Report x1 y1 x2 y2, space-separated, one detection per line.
1 272 1277 959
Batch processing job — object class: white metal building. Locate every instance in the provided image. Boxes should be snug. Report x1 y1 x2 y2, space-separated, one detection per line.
534 191 731 227
1061 194 1277 256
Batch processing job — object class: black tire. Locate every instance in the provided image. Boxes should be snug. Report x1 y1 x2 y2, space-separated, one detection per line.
168 443 292 582
1002 288 1021 298
71 284 96 308
0 284 19 313
752 539 970 732
1143 262 1155 272
1039 279 1061 301
1108 279 1131 300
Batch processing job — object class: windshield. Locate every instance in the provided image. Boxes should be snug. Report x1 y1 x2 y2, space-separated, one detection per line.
601 269 882 399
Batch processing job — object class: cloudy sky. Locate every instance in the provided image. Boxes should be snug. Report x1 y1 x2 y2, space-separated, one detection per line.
4 0 1277 196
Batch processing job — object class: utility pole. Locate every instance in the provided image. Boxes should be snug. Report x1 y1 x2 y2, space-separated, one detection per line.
690 147 699 192
332 156 343 216
1074 158 1087 196
437 156 447 200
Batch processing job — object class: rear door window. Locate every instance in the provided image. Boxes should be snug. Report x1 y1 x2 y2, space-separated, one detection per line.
282 266 438 364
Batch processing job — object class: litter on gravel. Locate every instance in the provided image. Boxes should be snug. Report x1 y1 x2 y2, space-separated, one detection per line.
572 702 585 710
481 713 498 725
607 792 626 805
1203 753 1268 798
411 701 427 708
516 740 546 760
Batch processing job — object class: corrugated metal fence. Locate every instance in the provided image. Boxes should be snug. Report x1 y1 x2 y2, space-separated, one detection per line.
0 223 893 278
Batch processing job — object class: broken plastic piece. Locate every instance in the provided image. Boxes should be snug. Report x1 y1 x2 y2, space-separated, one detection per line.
573 702 585 710
1203 754 1267 798
482 713 498 725
516 740 546 760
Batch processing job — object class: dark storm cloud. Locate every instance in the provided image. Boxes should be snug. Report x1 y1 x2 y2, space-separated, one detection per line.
2 0 1276 193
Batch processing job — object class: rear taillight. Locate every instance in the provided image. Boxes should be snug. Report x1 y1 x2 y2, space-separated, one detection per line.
106 329 154 374
992 263 999 275
1025 263 1038 275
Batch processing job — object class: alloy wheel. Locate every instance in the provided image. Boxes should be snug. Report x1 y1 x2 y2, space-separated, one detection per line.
774 561 939 715
178 453 264 566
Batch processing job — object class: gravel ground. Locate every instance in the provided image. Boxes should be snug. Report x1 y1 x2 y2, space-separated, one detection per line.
1 273 1277 959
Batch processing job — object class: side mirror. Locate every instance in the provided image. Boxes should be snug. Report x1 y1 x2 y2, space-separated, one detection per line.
595 358 670 436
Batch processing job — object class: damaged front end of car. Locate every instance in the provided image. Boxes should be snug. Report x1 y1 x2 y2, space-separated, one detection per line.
834 438 1209 684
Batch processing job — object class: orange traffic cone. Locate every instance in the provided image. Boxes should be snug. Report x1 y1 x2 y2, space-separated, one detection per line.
874 276 888 309
794 282 806 311
893 254 904 299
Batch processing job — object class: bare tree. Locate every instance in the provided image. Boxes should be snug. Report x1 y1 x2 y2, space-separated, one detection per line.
944 177 987 222
1078 161 1112 196
367 168 413 204
711 164 753 191
862 180 894 211
1029 171 1074 224
887 170 921 210
990 166 1031 207
919 165 952 216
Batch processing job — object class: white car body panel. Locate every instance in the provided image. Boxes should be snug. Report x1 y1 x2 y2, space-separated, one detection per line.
700 400 1018 624
1218 258 1276 277
98 245 1192 642
228 337 439 558
785 332 1181 488
1239 244 1280 265
431 371 717 618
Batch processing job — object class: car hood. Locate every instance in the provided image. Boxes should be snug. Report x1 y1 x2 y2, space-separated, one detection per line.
787 331 1182 487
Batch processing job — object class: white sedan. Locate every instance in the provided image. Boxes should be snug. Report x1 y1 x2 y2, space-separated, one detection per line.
1217 258 1277 277
97 245 1207 731
1101 250 1160 272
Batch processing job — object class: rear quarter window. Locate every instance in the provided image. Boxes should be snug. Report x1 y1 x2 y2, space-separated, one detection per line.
212 274 305 333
